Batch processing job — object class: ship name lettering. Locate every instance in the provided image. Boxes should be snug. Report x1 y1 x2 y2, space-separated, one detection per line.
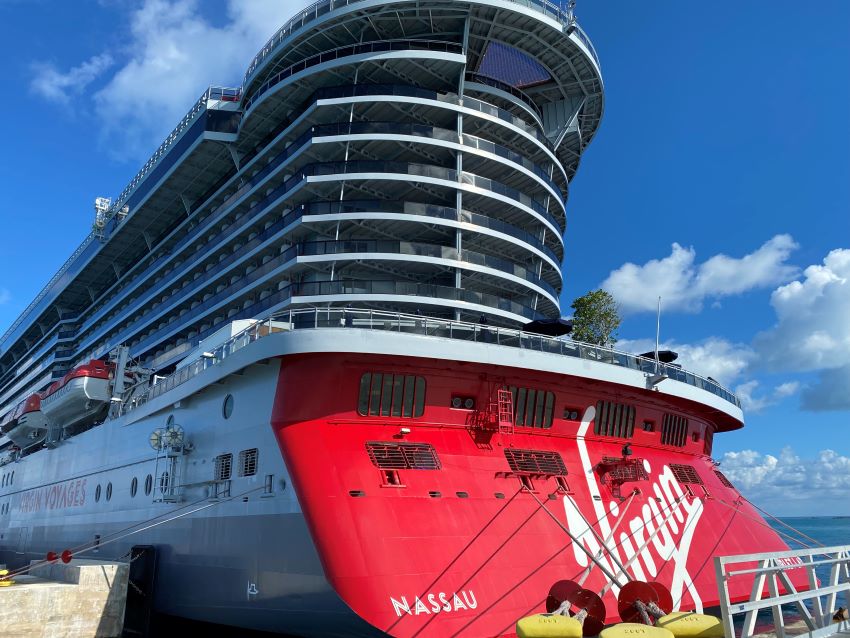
390 590 477 616
18 478 87 513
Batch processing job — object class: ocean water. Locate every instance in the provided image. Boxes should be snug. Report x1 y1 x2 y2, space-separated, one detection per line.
773 517 850 550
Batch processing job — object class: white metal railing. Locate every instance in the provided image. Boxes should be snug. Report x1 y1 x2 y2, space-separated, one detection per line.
715 545 850 638
121 308 741 415
242 0 599 89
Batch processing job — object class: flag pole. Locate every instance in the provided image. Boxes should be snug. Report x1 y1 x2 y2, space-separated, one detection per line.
655 296 661 373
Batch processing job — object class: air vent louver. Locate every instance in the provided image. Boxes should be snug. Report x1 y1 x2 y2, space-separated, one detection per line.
366 442 441 470
669 463 703 485
505 449 567 476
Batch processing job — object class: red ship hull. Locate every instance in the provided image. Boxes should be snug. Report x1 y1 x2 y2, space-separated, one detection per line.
272 352 805 637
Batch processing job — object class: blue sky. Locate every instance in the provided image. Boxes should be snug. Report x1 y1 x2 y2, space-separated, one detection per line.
0 1 848 515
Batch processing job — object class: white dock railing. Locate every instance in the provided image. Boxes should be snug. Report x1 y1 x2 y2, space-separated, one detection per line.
715 545 850 638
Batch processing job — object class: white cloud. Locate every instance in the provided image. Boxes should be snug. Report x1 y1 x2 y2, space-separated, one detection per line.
720 447 850 515
87 0 303 155
774 381 800 398
754 248 850 371
28 0 303 151
751 248 850 411
30 53 114 104
733 379 799 412
602 235 799 314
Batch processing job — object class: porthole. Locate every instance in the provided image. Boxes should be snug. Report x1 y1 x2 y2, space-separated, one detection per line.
222 394 234 419
106 482 112 501
95 485 102 502
144 474 153 496
131 477 138 498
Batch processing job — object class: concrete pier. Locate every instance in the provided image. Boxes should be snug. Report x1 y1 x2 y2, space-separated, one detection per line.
0 559 129 638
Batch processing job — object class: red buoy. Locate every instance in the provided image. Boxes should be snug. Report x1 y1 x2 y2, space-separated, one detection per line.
46 551 58 562
61 550 72 564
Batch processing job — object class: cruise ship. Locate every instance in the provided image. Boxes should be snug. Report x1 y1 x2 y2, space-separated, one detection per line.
0 0 806 636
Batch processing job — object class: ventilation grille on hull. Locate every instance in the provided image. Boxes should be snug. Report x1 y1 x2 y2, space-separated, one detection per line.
505 449 567 476
714 470 734 488
366 442 441 470
669 463 703 485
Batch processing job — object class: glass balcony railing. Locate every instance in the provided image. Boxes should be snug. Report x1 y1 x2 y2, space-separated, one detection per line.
302 200 561 264
243 39 464 114
122 308 739 418
464 72 543 120
296 239 559 299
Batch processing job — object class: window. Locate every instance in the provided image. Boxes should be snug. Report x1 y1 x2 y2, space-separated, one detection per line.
239 449 258 477
95 485 102 502
704 428 714 456
509 387 555 428
594 401 635 438
661 414 688 447
106 482 113 501
358 373 426 417
130 477 138 498
215 453 233 481
222 394 234 419
144 474 153 496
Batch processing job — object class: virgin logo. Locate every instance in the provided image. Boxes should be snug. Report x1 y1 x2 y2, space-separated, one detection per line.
562 406 704 612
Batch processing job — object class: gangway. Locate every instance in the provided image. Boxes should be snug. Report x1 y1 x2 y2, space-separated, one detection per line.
715 545 850 638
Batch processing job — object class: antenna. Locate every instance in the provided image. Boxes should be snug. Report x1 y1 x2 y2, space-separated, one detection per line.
565 0 577 33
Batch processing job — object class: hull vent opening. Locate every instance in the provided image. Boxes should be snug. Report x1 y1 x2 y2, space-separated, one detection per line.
714 470 734 488
661 413 689 447
504 448 567 476
366 442 441 470
669 463 703 485
594 401 635 438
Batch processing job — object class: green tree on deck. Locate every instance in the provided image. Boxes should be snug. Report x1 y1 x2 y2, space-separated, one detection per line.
570 290 621 347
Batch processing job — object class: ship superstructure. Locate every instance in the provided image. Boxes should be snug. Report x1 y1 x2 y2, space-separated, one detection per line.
0 1 802 636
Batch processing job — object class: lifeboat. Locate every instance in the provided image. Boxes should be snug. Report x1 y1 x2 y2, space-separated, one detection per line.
1 393 49 449
40 359 112 431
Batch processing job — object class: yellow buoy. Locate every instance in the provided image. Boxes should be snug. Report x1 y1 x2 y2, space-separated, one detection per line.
600 623 675 638
656 612 724 638
516 614 584 638
0 568 14 586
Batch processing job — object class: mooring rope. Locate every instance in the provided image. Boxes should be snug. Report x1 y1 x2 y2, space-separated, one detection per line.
2 484 266 580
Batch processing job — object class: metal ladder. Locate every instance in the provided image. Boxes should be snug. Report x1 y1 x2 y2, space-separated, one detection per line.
496 389 514 435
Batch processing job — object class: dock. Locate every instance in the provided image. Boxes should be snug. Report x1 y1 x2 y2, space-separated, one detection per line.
0 559 128 638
